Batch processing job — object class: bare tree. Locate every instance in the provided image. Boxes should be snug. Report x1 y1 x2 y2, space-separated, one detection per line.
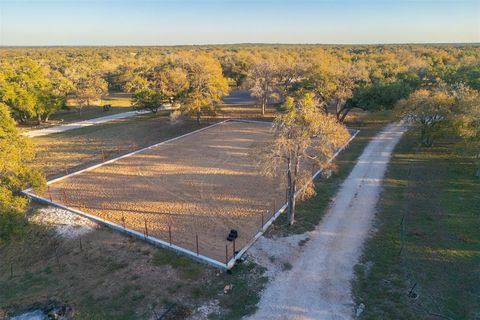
257 93 350 224
246 59 280 116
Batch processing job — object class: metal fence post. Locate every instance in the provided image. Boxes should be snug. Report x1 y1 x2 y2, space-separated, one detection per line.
196 234 199 256
144 219 148 239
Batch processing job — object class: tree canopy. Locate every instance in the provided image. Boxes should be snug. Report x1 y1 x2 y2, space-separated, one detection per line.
0 103 45 241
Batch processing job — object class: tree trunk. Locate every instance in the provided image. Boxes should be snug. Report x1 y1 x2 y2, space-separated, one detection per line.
261 97 266 116
196 111 201 125
286 153 300 225
286 156 294 225
339 107 351 123
335 100 342 120
37 115 42 125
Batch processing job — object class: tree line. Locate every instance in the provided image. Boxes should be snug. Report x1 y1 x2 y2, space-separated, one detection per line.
1 45 479 124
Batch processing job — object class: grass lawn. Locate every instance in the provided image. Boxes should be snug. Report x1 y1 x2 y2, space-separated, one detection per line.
352 130 480 319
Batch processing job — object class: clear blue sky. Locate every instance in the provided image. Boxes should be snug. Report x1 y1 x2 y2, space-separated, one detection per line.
0 0 479 46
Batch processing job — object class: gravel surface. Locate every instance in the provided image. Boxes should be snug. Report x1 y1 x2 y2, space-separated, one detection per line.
29 206 96 238
246 122 407 320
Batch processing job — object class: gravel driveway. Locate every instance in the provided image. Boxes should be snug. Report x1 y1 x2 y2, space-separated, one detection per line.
246 122 407 320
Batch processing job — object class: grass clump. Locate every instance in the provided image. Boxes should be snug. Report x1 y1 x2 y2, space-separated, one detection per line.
153 249 202 280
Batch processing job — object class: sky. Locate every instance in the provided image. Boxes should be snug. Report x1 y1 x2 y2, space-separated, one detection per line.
0 0 479 46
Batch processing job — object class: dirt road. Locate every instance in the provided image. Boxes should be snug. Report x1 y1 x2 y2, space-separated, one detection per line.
246 122 407 320
24 110 149 138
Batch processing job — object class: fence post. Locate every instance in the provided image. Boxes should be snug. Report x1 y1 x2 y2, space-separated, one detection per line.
144 219 148 239
169 225 172 245
47 186 52 201
196 234 199 256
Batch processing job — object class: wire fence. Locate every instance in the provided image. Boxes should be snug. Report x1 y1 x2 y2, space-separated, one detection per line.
42 184 290 269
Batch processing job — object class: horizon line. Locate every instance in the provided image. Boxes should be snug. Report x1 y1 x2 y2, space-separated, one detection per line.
1 41 480 48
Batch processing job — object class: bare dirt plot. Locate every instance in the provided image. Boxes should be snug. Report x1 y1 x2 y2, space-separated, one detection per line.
39 121 289 264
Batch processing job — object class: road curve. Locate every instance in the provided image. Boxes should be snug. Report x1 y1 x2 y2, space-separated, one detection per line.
246 122 407 320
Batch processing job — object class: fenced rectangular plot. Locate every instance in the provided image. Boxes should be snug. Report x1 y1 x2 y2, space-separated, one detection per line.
28 120 296 268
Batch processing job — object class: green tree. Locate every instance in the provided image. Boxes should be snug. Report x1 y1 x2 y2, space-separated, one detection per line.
451 86 480 176
0 59 69 124
175 53 229 123
397 88 455 146
0 103 45 241
132 88 168 113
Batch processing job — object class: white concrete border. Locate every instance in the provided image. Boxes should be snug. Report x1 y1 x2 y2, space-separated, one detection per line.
23 119 359 270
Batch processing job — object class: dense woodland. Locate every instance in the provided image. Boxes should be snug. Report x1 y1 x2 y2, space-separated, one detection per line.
0 44 479 239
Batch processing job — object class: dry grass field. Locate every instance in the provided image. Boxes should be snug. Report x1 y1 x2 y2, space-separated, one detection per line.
37 121 291 263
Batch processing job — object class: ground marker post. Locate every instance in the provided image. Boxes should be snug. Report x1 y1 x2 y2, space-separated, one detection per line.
273 200 276 217
225 244 228 265
47 185 52 201
62 189 67 203
168 225 172 245
233 239 236 256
